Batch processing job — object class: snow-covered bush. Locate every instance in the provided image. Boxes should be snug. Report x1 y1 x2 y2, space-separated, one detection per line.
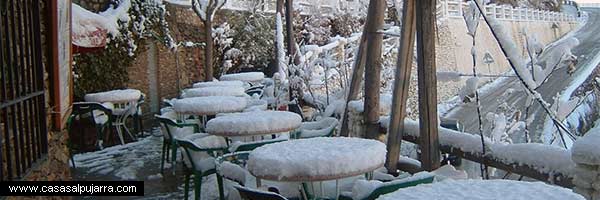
227 11 275 71
330 13 363 37
73 0 175 99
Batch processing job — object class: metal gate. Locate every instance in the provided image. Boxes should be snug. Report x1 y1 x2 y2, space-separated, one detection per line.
0 0 48 180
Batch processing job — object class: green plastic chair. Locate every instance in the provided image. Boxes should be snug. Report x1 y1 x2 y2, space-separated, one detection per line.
226 138 287 153
215 151 251 200
292 117 338 139
177 136 228 200
338 173 435 200
235 185 288 200
67 102 114 166
155 113 201 174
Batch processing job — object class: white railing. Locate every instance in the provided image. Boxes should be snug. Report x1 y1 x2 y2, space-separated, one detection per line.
437 0 579 22
221 0 580 22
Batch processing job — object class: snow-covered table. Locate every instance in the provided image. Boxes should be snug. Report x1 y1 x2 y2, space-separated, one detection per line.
84 89 143 145
219 72 265 82
192 80 245 88
248 137 387 182
84 89 141 104
171 96 247 116
377 179 584 200
205 111 302 137
182 86 246 98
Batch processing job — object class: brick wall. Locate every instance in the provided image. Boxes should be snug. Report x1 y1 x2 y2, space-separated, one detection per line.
126 2 207 116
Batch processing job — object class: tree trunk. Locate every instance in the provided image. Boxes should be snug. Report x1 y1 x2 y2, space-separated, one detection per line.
385 0 417 174
204 18 214 81
273 0 284 77
415 0 440 171
363 0 386 140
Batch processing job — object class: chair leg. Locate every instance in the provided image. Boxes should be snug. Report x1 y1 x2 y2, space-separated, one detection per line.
160 141 166 174
194 173 202 200
184 171 190 200
171 144 178 174
165 142 171 161
217 174 225 200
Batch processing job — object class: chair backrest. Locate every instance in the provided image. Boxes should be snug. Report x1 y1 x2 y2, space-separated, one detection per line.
215 151 250 185
245 85 264 97
362 174 435 200
228 138 287 153
234 185 288 200
155 114 179 140
177 138 225 172
295 117 338 138
71 102 113 125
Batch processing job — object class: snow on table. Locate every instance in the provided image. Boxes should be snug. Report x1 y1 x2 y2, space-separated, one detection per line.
377 179 584 200
84 89 141 103
192 80 245 88
182 86 246 98
219 72 265 82
248 137 387 182
171 96 247 115
205 111 302 137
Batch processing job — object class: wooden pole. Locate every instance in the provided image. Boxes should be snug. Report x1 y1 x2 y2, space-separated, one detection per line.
285 0 296 59
415 0 440 171
363 0 386 140
385 0 417 174
339 29 367 137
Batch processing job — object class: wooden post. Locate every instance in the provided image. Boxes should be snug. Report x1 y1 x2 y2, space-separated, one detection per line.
339 29 367 137
415 0 440 171
363 0 386 139
385 0 417 174
285 0 296 59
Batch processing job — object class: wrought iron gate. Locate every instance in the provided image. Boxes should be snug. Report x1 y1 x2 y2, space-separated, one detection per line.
0 0 48 180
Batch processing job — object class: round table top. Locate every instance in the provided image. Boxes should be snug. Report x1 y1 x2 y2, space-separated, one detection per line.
84 89 141 103
377 179 585 200
171 96 247 115
205 111 302 137
248 137 387 182
220 72 265 82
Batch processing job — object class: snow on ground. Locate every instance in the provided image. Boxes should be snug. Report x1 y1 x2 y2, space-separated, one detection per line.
72 127 244 199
